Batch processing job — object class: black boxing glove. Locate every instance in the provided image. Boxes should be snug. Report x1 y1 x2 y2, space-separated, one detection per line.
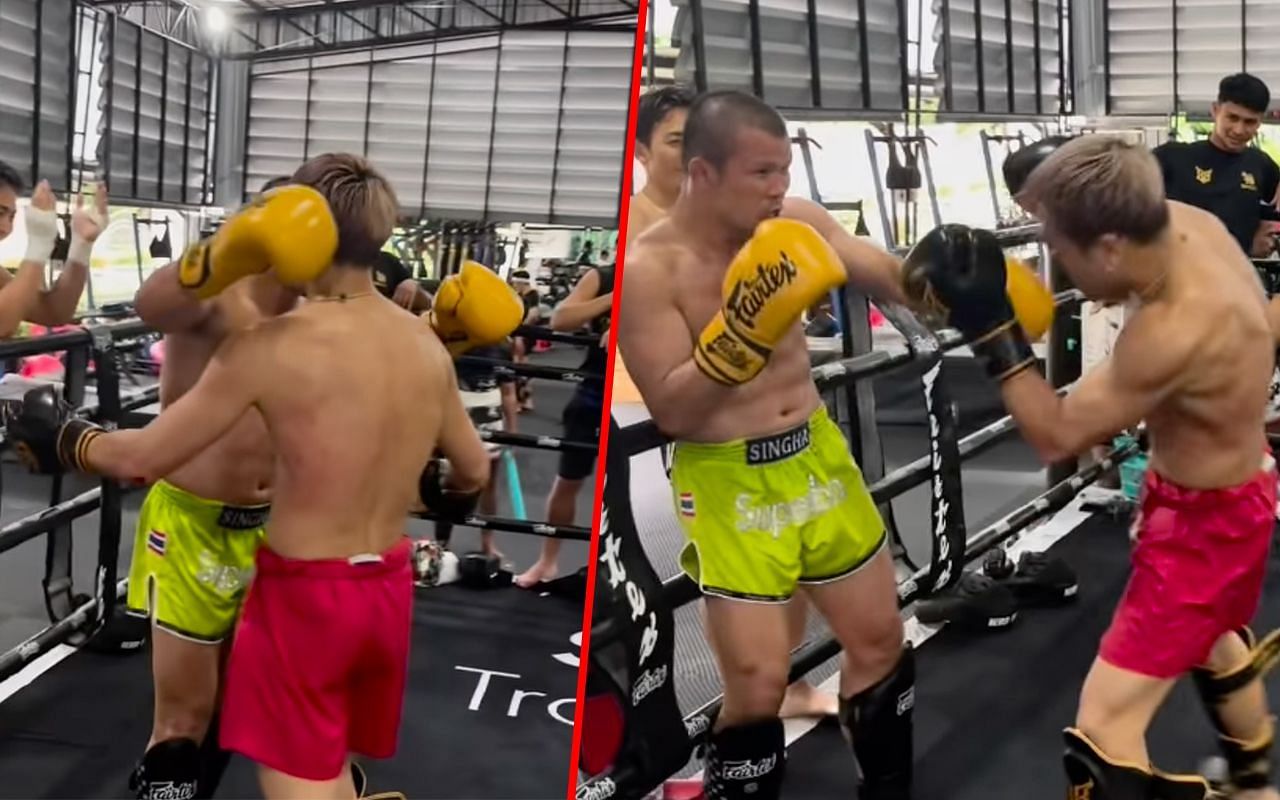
901 224 1035 380
1002 135 1073 199
418 458 482 519
4 386 103 474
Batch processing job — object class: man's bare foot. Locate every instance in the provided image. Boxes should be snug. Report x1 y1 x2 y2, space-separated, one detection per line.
515 559 559 589
778 681 838 719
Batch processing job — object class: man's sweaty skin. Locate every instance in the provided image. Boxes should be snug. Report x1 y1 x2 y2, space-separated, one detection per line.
135 269 298 506
621 193 903 443
1007 201 1275 786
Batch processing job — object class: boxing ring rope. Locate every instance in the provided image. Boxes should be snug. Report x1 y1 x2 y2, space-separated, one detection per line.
512 325 601 347
412 508 592 540
581 234 1114 800
0 319 154 682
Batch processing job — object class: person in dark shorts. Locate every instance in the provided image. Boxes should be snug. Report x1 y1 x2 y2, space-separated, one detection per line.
372 251 433 311
435 340 520 560
514 264 611 588
1153 73 1280 257
509 269 542 411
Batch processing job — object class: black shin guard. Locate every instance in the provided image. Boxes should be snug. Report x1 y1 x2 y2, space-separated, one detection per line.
196 713 232 799
839 647 915 800
1192 629 1277 792
130 738 202 800
1063 728 1214 800
703 718 786 800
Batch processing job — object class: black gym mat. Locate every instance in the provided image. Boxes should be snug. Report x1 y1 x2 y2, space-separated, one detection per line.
0 585 582 799
782 512 1280 799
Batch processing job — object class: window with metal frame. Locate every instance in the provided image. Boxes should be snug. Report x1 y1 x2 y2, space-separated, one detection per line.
932 0 1070 116
95 15 215 205
243 29 632 226
0 0 75 192
669 0 909 112
1106 0 1280 117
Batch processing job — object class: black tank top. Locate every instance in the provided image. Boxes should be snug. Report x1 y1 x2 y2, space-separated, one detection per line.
577 265 614 405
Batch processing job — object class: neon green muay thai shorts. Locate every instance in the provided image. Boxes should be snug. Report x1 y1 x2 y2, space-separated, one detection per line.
669 406 886 602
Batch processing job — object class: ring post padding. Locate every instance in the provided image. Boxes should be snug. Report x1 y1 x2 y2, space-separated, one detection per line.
88 325 124 634
581 416 691 800
876 303 967 594
502 449 526 520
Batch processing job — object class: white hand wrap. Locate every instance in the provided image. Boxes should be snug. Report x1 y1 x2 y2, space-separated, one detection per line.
65 208 105 266
23 206 58 264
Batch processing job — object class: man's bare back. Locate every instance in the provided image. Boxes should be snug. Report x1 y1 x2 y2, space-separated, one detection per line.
243 296 450 559
1124 202 1273 488
158 278 286 505
621 216 821 442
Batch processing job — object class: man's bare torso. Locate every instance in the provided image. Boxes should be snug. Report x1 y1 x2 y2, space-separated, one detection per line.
1137 203 1273 488
254 295 447 559
629 215 820 443
161 280 279 505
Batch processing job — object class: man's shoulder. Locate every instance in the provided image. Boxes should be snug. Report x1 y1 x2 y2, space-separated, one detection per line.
627 221 685 274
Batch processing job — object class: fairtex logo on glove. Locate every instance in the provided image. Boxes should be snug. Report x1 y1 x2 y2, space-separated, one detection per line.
725 256 799 332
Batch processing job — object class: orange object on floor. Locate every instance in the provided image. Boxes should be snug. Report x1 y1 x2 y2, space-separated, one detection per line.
611 353 644 405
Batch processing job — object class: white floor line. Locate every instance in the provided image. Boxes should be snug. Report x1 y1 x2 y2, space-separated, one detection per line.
673 489 1109 790
0 644 77 705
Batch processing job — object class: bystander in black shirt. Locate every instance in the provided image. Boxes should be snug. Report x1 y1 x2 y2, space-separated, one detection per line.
1154 139 1280 254
577 264 614 406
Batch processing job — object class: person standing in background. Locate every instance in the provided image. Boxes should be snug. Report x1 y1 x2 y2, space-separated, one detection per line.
373 251 433 312
1153 73 1280 258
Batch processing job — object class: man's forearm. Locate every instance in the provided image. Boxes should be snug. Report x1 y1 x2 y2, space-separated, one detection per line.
644 359 734 439
82 429 154 484
999 370 1081 463
134 261 210 332
28 262 87 326
552 294 612 331
852 249 907 306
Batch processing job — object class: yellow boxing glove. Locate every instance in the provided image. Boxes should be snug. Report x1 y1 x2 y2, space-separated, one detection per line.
179 185 338 299
694 219 846 385
429 261 525 357
1005 256 1054 342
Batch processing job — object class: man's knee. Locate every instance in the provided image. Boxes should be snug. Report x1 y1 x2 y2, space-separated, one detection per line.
841 601 904 674
720 656 790 722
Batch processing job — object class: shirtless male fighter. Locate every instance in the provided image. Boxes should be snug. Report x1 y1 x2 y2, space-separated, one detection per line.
618 90 914 799
918 134 1279 798
0 162 104 336
124 175 300 799
621 85 837 720
5 153 518 799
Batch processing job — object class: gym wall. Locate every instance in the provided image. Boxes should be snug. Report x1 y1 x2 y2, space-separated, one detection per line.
0 0 75 192
242 28 634 227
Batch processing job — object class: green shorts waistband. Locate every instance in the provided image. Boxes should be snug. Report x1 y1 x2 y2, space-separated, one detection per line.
149 480 271 531
674 405 833 464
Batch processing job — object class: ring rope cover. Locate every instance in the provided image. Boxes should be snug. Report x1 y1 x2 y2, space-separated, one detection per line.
581 416 691 800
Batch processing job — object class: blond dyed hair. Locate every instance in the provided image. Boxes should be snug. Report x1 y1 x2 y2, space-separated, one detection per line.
1022 134 1169 246
291 153 399 267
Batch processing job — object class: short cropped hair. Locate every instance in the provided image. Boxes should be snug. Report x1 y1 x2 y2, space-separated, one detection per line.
682 91 788 169
291 154 399 268
0 161 24 194
1219 73 1271 114
260 175 292 193
636 85 695 146
1022 135 1169 247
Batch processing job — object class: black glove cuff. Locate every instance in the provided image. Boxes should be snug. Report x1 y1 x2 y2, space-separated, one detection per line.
971 322 1036 381
57 418 104 471
418 460 482 519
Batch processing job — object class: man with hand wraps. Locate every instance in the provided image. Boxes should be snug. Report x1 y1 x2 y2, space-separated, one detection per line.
0 161 105 336
122 174 300 800
921 135 1278 799
618 90 914 800
6 153 511 800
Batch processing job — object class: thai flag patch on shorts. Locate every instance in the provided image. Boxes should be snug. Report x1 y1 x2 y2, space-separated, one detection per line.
679 493 696 517
147 530 167 557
